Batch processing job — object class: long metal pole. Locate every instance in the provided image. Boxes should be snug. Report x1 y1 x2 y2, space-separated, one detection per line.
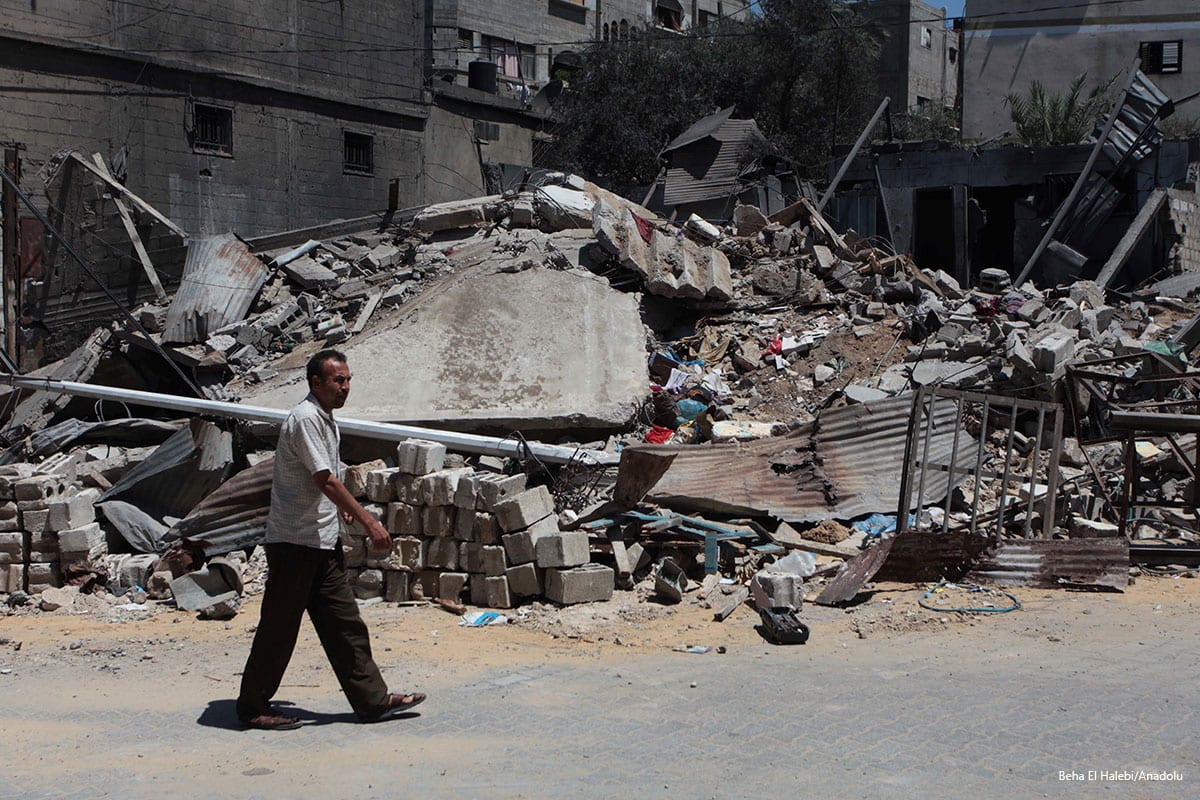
0 374 617 466
1 147 18 364
818 97 890 212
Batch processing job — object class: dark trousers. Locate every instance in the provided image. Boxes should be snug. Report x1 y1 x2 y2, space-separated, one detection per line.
236 542 389 721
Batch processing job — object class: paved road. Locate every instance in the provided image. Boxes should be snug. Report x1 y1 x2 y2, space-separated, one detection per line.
1 591 1197 800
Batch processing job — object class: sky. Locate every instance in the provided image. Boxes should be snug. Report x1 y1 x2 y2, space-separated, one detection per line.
941 1 967 20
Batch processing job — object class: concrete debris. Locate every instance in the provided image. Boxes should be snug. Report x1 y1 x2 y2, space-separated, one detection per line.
6 172 1200 634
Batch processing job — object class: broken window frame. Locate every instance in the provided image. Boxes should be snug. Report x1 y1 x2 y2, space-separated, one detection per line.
342 131 374 176
896 386 1064 541
1139 40 1182 75
920 26 932 49
189 102 233 157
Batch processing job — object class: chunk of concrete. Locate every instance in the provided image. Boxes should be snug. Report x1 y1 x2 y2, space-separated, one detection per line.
535 185 595 230
344 459 386 498
438 572 468 600
412 195 502 233
505 562 543 597
535 531 590 568
484 575 513 608
397 439 446 475
494 486 555 533
545 563 614 605
1032 332 1077 372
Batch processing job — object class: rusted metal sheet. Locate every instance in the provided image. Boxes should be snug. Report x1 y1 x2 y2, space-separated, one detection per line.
163 233 268 344
814 537 895 606
873 529 993 584
165 459 274 556
664 115 763 207
966 539 1129 590
638 394 973 525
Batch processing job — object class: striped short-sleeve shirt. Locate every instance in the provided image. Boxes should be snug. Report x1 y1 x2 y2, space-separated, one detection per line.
265 393 342 550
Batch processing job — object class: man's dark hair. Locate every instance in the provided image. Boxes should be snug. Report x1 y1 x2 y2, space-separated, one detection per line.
306 349 347 385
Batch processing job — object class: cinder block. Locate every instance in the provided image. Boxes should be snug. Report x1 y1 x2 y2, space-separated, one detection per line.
453 507 475 541
366 468 400 502
57 523 103 553
453 474 477 509
27 561 62 593
0 531 23 560
352 568 385 599
460 542 482 574
485 575 512 609
21 508 50 533
506 563 543 597
501 524 553 566
18 498 49 513
343 459 386 498
545 564 614 605
535 531 590 568
469 574 489 606
26 530 57 563
473 512 501 544
0 501 18 531
47 491 98 532
481 545 507 577
411 569 441 599
397 439 446 475
421 505 454 538
476 473 527 511
384 570 409 602
14 475 68 504
391 473 422 505
386 502 422 536
418 468 473 506
426 537 458 570
0 464 35 500
493 486 555 532
1 563 24 593
395 536 424 570
438 572 468 600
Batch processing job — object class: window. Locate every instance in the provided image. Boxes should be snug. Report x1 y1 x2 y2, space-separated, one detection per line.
343 131 373 175
916 96 931 109
654 1 683 32
1140 40 1182 74
948 46 958 65
474 120 500 142
191 103 232 155
921 27 932 49
480 35 535 79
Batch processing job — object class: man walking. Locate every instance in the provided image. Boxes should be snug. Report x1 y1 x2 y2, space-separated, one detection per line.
236 349 425 730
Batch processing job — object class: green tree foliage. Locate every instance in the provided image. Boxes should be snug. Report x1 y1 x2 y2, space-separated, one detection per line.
542 0 883 194
1005 74 1113 146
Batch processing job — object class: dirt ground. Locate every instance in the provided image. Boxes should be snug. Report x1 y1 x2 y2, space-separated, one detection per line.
3 571 1197 681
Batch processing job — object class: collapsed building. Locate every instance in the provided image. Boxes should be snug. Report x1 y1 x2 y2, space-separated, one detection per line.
1 144 1199 632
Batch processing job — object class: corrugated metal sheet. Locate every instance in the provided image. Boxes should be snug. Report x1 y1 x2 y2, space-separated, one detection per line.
873 529 993 584
638 394 976 525
99 419 234 520
664 118 763 206
664 107 735 152
165 459 274 556
163 233 268 344
967 539 1129 589
815 537 895 605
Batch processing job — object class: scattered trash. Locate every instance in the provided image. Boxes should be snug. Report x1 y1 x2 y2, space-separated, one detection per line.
460 611 510 627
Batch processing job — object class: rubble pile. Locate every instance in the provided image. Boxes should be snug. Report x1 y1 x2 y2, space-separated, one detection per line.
3 163 1200 632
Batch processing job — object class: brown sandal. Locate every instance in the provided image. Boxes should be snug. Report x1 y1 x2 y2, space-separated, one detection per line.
360 692 426 722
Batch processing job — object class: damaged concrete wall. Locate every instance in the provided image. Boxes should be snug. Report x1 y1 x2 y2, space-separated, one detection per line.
243 268 648 431
422 99 537 203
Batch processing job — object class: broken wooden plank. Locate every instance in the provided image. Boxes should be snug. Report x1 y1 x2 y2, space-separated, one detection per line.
69 152 189 240
92 153 167 301
713 586 749 621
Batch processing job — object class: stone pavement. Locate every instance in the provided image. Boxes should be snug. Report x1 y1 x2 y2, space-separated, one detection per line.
1 606 1196 800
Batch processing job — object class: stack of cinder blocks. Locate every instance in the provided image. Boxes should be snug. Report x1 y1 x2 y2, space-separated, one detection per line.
340 440 614 608
0 465 105 594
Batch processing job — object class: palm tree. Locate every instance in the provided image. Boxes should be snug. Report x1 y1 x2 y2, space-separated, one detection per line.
1005 74 1113 146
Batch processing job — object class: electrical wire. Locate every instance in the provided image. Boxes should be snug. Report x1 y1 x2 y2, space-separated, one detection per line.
918 580 1021 613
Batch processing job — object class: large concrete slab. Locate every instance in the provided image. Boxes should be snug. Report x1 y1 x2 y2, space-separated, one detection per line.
243 268 647 430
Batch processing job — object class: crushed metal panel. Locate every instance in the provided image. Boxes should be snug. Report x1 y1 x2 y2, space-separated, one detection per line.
967 539 1128 590
814 537 895 606
99 419 234 526
639 394 974 524
872 529 994 584
663 107 736 153
163 233 269 344
165 459 274 556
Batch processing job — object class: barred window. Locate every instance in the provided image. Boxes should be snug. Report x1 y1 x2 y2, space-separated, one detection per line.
343 131 374 175
191 103 232 155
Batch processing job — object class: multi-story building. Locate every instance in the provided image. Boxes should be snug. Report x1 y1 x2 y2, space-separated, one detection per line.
859 0 960 121
962 0 1200 141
